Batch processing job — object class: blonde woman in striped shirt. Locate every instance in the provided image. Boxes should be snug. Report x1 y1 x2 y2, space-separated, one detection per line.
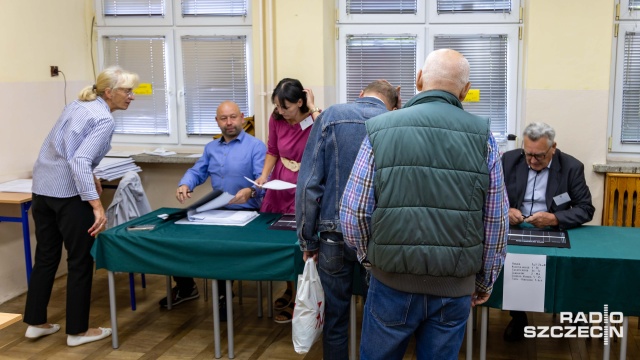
24 66 138 347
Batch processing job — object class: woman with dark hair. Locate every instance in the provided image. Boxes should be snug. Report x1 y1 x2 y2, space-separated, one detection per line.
256 78 319 213
255 78 320 322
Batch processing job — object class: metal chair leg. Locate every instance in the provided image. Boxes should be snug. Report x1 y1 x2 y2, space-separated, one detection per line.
203 278 208 301
128 273 136 311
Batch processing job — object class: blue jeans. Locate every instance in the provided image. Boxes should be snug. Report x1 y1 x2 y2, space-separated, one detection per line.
318 232 367 360
360 276 471 360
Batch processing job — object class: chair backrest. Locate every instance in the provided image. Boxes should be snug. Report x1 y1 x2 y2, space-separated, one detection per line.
212 115 255 139
603 173 640 227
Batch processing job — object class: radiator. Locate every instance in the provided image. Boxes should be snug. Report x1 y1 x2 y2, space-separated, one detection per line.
603 173 640 227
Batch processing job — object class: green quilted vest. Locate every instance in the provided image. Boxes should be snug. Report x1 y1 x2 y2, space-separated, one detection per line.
366 90 490 278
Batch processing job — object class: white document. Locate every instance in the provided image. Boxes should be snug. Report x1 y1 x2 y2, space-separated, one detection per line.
176 210 259 226
0 179 33 193
194 192 235 213
502 253 547 312
106 150 141 157
186 153 203 158
143 148 177 156
244 176 296 190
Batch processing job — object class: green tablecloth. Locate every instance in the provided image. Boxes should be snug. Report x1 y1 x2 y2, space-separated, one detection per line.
485 226 640 316
91 208 304 281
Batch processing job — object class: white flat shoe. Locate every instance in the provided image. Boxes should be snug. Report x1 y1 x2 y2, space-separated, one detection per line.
25 324 61 339
67 327 112 347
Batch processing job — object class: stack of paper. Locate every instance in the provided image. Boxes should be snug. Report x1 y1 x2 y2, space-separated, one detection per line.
0 179 33 193
176 210 259 226
94 157 141 181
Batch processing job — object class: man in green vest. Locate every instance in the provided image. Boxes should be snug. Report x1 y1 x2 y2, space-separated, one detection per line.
340 49 509 359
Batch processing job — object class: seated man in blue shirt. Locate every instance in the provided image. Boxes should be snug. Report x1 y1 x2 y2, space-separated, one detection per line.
158 101 266 317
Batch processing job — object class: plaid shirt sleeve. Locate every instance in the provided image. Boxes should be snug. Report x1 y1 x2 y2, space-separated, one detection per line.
340 136 376 264
476 133 509 294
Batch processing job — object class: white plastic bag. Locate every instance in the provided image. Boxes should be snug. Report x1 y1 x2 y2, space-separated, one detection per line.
292 258 325 354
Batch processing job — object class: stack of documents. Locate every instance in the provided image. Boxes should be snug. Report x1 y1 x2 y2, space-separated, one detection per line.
0 179 33 193
176 210 259 226
94 157 141 181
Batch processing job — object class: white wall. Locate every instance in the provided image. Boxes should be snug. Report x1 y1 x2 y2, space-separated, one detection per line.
0 0 95 303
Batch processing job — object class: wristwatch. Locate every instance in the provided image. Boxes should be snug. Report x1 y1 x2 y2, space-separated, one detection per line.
250 187 256 198
310 107 321 114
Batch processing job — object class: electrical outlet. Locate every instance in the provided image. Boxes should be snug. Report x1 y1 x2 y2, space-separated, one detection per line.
50 66 59 77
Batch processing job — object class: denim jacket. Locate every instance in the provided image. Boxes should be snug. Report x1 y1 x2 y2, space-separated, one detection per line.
295 97 390 252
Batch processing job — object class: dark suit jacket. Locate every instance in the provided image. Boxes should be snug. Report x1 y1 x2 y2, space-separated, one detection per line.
501 148 595 230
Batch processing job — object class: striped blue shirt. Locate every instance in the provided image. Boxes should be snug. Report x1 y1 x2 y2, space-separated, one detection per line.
32 97 114 201
340 133 509 294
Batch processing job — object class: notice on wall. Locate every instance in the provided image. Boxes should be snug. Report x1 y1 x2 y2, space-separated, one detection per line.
463 89 480 102
502 253 546 312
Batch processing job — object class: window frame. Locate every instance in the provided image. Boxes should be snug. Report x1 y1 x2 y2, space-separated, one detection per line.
94 0 253 147
336 25 426 103
427 24 520 141
619 0 640 21
174 27 254 146
338 0 426 24
609 22 640 153
427 0 521 24
337 0 522 145
94 0 174 27
173 0 252 26
97 27 179 145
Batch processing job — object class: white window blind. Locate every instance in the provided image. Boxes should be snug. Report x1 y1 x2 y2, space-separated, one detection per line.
103 36 170 135
182 0 247 16
621 32 640 143
103 0 165 16
437 0 511 14
347 0 417 15
434 34 508 139
345 34 417 103
182 35 249 135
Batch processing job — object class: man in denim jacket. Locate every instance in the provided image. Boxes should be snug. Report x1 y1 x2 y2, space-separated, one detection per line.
295 80 399 360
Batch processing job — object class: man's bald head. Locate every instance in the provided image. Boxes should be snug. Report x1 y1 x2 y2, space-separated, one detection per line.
217 100 242 117
416 49 471 101
216 101 244 141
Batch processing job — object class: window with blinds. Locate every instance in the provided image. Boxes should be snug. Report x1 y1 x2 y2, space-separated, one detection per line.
182 0 247 16
434 34 508 139
437 0 511 14
345 35 417 103
347 0 417 15
103 36 170 135
621 32 640 143
182 35 249 135
103 0 165 16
